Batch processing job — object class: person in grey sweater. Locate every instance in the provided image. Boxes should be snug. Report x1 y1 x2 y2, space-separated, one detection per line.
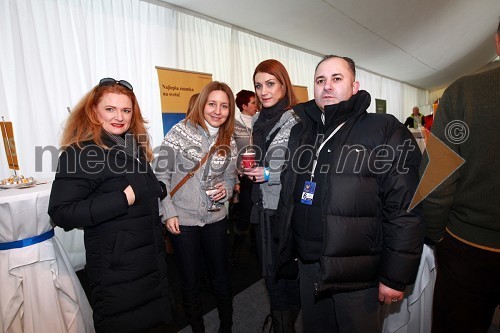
421 21 500 333
156 81 237 333
242 59 300 332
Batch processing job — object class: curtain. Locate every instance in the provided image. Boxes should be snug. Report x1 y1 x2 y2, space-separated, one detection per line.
176 12 232 80
0 0 176 179
231 30 321 108
0 0 428 180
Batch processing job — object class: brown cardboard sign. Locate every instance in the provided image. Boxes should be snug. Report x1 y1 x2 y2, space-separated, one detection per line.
1 121 19 170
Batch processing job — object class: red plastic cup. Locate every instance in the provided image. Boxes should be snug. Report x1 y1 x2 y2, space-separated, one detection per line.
241 152 256 168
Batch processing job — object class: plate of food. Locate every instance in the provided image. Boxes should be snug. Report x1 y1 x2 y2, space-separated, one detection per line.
0 175 37 189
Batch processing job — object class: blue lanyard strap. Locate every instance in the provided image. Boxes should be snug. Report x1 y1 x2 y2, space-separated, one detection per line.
0 229 55 251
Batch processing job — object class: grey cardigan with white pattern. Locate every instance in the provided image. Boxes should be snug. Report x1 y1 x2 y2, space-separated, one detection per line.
156 121 237 226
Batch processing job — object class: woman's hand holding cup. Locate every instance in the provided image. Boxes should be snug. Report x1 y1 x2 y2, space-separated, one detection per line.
243 166 265 183
241 151 256 169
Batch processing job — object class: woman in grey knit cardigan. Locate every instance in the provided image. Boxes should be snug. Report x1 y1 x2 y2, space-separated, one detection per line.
156 81 237 333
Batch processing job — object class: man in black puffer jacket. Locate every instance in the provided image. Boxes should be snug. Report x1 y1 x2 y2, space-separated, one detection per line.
277 55 424 332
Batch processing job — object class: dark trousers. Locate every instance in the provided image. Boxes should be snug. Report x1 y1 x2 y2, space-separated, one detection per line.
299 261 382 333
234 175 253 234
170 219 233 333
432 232 500 333
255 212 300 312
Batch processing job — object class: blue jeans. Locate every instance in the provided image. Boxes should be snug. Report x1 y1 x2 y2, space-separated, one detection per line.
171 219 233 333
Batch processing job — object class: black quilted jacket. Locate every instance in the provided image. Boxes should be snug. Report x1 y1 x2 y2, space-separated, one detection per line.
48 138 172 332
277 91 424 293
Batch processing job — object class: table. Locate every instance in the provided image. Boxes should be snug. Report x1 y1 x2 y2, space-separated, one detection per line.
54 219 86 271
0 182 94 333
409 128 426 153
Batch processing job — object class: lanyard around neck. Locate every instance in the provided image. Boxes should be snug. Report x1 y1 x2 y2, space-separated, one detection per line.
310 122 345 181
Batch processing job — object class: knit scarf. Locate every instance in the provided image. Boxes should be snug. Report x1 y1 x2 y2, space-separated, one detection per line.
252 97 289 167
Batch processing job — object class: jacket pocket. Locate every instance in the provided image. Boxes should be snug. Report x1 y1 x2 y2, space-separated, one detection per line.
110 231 126 268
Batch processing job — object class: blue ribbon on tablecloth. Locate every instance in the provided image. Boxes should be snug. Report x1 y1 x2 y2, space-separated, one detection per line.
0 229 55 251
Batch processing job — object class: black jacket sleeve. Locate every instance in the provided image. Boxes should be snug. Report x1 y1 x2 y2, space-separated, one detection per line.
403 116 413 128
378 123 425 291
48 145 128 230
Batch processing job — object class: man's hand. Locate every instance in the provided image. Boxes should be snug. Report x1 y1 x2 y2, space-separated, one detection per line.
378 282 404 304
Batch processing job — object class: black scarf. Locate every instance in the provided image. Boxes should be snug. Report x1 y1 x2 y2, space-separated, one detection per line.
103 131 140 160
323 90 371 136
252 97 289 166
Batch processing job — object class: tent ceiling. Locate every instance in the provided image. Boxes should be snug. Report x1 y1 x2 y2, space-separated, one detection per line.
157 0 499 90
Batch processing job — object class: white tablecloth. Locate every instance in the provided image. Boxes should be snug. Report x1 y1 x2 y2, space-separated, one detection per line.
0 182 94 333
383 244 437 333
410 128 426 153
54 225 86 271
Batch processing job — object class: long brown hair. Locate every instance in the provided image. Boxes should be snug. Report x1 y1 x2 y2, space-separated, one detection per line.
185 81 235 151
61 83 154 161
253 59 298 110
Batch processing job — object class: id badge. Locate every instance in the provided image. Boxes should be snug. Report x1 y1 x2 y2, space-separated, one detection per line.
300 181 316 205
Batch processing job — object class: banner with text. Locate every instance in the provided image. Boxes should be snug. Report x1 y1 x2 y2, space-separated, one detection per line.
1 121 19 170
156 66 212 113
156 67 212 135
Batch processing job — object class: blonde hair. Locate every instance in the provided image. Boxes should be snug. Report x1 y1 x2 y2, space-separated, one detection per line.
61 83 154 161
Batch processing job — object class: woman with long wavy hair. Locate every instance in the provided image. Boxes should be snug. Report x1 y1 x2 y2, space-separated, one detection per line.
49 78 172 332
157 81 237 333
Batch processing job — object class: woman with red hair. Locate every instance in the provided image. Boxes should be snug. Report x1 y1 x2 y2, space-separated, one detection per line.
243 59 301 332
49 78 173 332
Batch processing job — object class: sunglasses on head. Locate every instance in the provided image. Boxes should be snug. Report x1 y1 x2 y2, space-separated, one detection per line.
99 78 133 91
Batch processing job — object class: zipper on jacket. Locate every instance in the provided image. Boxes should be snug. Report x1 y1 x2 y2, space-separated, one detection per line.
314 282 320 295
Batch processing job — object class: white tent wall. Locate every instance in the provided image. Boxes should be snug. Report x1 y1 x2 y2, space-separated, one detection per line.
0 0 177 180
176 12 232 81
0 0 428 180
